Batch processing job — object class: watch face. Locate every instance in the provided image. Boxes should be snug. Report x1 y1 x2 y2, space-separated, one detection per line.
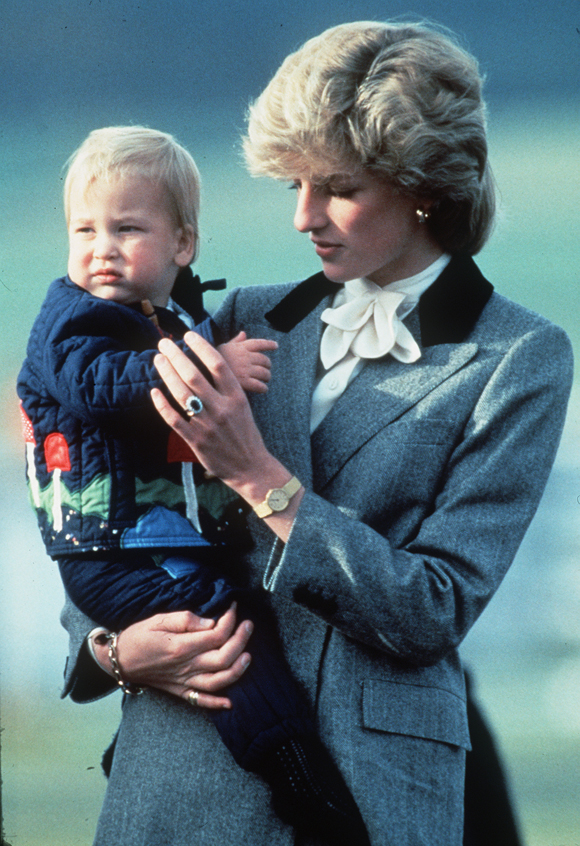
267 489 289 511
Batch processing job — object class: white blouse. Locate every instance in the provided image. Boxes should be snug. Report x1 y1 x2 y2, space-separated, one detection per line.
310 254 451 432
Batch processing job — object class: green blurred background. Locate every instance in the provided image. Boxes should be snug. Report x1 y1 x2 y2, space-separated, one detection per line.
1 1 579 843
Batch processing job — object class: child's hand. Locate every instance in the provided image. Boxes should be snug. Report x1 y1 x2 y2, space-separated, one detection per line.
218 331 278 393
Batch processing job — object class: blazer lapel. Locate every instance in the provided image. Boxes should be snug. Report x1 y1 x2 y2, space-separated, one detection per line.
260 295 330 486
310 332 478 491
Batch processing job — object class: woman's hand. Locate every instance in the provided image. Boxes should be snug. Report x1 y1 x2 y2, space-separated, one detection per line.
153 332 304 538
151 334 304 541
153 333 273 488
93 605 253 709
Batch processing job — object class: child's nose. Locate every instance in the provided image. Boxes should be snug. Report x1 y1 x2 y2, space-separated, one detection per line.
93 233 119 259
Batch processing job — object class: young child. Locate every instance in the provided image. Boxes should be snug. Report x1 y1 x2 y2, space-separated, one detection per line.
17 126 369 845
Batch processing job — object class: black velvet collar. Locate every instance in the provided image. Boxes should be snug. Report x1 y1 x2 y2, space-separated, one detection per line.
265 254 493 346
264 273 338 332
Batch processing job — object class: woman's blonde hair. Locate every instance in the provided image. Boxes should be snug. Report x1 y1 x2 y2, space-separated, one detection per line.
244 21 495 254
64 126 201 260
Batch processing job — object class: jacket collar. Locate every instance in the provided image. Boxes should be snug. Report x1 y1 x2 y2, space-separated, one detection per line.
265 253 493 346
171 266 227 325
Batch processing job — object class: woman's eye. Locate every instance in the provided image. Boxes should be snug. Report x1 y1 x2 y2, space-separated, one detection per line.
329 186 356 199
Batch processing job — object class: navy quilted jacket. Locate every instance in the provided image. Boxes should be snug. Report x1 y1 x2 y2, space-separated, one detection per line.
17 270 239 558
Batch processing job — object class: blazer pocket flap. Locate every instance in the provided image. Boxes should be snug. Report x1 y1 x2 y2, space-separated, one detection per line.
362 679 471 750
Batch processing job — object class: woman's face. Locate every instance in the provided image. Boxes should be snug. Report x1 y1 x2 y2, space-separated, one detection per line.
292 170 441 286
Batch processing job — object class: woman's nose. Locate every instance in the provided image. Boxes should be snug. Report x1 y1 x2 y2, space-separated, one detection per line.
293 183 327 233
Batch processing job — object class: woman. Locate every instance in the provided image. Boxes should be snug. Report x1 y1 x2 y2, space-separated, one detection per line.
62 21 572 845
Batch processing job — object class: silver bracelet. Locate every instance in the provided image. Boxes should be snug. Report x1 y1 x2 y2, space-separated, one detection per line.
94 631 144 695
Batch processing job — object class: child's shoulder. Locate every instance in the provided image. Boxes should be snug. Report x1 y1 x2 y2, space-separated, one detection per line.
33 276 143 331
28 276 78 334
25 277 151 368
35 275 93 322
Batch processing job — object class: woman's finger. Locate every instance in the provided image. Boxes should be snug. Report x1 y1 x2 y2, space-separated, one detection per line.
210 603 245 644
159 333 240 397
153 352 211 415
150 386 190 433
182 618 254 675
146 680 233 710
187 691 233 710
187 649 253 693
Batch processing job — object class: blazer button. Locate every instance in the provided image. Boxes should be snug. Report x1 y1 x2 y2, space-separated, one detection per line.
293 584 338 616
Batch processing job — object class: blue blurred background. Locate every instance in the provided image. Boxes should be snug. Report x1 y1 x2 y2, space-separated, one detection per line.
1 1 579 843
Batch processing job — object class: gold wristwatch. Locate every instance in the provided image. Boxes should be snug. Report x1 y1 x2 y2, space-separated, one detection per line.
253 476 302 518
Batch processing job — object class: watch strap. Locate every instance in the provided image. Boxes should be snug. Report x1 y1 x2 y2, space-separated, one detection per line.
253 476 302 518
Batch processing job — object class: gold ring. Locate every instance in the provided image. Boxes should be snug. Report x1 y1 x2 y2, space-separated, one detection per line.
188 689 199 707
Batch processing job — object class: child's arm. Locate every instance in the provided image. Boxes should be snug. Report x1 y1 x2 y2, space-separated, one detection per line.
26 289 215 431
218 331 278 394
58 555 239 634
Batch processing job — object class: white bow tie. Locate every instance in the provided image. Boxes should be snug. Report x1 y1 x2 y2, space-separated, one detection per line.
320 278 421 370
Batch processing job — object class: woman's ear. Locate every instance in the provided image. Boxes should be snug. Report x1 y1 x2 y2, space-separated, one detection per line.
175 224 196 267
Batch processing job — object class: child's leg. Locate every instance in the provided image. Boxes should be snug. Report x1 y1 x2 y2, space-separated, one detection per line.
59 553 370 845
161 556 370 846
212 605 370 845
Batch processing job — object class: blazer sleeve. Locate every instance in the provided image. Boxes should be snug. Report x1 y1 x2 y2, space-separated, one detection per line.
259 321 574 665
60 593 117 702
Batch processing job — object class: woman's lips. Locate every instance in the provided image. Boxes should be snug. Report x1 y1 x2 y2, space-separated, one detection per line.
313 240 342 259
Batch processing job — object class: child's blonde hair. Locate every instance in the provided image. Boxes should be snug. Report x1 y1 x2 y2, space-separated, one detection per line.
64 126 201 261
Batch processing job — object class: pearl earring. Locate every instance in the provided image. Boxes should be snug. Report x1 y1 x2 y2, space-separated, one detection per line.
416 208 431 224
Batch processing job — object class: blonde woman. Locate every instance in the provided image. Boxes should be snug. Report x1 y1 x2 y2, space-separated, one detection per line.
63 22 572 846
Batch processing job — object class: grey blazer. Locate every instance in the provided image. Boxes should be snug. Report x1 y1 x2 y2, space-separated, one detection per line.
62 255 573 846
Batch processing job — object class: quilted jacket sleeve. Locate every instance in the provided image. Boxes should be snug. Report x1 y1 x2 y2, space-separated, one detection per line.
23 280 213 433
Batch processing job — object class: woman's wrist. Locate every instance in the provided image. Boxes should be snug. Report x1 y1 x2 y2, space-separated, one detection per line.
90 630 144 695
226 455 305 541
89 629 115 676
226 456 300 508
229 458 296 507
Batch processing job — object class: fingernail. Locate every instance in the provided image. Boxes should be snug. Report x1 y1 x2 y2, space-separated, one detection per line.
241 654 251 669
244 622 254 635
199 617 214 629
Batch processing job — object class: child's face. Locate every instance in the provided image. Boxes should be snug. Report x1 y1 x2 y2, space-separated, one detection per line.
67 174 194 307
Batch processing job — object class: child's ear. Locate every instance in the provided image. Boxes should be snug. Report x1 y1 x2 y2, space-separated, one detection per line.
175 224 196 267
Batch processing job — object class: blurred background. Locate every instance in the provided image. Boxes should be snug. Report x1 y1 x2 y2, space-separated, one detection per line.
1 1 579 843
